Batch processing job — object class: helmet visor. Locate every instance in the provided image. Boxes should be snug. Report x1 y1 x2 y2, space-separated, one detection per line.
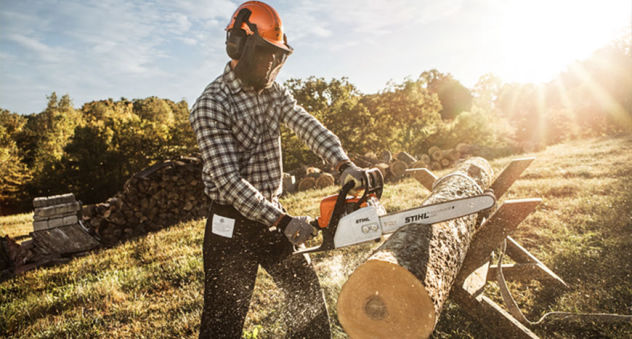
235 31 292 91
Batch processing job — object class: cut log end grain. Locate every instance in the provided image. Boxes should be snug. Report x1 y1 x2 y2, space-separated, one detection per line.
420 154 431 164
337 157 494 338
389 160 408 179
297 176 316 191
379 150 392 164
431 150 443 161
315 173 335 189
337 260 436 339
440 158 451 168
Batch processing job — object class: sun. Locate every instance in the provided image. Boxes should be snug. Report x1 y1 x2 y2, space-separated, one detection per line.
498 0 630 84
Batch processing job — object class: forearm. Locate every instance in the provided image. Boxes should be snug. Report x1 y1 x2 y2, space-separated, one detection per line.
210 169 283 226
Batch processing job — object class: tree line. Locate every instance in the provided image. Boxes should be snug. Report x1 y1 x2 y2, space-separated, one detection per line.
1 40 630 214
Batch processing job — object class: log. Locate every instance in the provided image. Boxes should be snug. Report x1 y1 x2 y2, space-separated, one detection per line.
431 149 443 161
379 150 392 164
337 157 494 338
427 146 440 157
374 163 390 180
446 149 461 161
396 151 417 165
305 167 322 177
315 173 335 189
297 177 316 191
409 160 428 170
456 143 471 154
420 153 431 164
364 151 379 164
389 160 408 180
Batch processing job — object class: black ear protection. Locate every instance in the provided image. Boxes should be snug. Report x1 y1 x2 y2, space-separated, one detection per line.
225 8 254 60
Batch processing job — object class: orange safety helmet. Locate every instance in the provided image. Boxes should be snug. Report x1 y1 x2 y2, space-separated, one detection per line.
225 1 292 60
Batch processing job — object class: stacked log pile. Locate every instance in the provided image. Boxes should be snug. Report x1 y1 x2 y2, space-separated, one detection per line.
83 157 209 246
343 144 473 183
294 167 337 192
421 143 473 171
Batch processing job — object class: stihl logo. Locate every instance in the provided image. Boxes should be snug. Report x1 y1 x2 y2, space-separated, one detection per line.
356 217 370 224
405 213 430 223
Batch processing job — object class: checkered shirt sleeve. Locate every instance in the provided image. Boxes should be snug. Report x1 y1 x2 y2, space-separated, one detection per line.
278 85 349 165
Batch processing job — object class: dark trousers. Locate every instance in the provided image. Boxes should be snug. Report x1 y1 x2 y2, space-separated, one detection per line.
199 202 331 339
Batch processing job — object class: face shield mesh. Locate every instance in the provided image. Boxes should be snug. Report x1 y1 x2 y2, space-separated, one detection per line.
234 32 291 91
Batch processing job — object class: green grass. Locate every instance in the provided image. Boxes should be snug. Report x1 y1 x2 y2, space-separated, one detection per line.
1 212 34 241
2 135 632 338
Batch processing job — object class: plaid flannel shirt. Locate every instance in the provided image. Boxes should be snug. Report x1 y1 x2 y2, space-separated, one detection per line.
190 63 349 226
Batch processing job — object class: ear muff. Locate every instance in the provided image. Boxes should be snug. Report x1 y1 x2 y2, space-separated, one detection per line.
225 8 252 60
226 28 247 60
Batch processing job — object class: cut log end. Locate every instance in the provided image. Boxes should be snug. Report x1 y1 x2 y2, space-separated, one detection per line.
337 260 436 339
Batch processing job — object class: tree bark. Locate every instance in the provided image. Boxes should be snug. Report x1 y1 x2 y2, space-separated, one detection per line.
337 157 494 339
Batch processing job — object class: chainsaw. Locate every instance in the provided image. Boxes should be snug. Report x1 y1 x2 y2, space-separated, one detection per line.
294 168 496 255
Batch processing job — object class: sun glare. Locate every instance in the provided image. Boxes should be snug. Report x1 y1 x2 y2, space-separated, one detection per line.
499 0 630 84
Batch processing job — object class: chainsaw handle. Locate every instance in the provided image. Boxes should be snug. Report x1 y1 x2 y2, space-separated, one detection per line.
360 167 384 199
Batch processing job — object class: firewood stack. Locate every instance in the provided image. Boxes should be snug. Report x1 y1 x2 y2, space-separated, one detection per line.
32 193 100 255
294 166 339 192
83 157 209 246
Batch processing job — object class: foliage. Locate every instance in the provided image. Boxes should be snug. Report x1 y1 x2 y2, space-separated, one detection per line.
363 77 443 156
0 110 31 213
1 95 198 212
282 77 377 171
421 69 473 120
0 35 630 213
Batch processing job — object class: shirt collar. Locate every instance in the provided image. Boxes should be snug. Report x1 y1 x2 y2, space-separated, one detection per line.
222 62 243 94
222 62 277 96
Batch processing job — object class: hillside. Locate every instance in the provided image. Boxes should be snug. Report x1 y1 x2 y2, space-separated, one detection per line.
1 135 631 338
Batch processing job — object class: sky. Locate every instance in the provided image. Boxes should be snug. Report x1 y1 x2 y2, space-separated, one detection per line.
0 0 630 115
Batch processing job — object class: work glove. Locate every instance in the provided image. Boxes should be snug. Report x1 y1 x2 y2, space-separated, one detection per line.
339 161 366 190
277 215 316 246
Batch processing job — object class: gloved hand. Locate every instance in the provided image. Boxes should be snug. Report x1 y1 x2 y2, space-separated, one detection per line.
339 161 366 190
277 215 316 245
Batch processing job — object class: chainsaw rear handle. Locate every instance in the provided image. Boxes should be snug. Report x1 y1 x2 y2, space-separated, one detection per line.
293 167 384 255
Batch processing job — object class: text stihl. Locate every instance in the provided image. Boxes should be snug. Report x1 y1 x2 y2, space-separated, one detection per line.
405 213 430 223
355 217 370 224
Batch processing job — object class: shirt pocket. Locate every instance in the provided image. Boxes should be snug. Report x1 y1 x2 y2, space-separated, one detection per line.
232 115 260 151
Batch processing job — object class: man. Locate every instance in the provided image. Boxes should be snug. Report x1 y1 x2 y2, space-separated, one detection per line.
189 2 366 338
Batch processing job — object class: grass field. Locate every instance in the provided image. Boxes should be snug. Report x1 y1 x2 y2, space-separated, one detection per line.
1 136 631 338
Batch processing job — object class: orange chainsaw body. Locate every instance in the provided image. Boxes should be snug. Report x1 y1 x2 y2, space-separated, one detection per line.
317 194 374 228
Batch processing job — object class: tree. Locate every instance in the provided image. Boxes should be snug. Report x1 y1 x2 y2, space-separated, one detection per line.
420 70 473 120
364 77 442 155
0 110 31 214
283 77 376 170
